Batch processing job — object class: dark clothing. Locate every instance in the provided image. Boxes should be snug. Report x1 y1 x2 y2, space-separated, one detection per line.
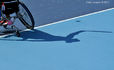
0 0 16 2
0 0 19 15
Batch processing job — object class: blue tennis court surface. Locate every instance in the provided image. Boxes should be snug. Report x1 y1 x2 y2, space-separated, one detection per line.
0 8 114 70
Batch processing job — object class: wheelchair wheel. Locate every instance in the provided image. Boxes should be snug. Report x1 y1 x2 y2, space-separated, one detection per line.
17 1 35 29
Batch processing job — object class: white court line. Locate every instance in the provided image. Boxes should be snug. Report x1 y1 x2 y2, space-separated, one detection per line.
0 8 114 38
37 8 114 28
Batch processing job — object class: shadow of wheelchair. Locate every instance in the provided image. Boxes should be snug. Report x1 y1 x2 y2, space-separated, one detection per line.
1 29 112 43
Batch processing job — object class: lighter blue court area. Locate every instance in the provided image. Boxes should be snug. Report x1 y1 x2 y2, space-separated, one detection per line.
0 9 114 70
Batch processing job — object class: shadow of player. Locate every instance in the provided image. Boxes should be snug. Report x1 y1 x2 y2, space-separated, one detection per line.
2 29 112 43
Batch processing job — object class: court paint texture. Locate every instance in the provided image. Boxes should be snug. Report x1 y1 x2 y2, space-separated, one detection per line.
0 8 114 70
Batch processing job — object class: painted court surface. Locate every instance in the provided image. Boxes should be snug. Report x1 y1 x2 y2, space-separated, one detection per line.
0 8 114 70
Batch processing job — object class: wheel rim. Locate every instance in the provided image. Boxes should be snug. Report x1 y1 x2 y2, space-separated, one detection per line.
18 3 33 27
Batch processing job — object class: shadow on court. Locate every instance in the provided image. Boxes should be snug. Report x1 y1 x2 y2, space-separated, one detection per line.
1 29 112 43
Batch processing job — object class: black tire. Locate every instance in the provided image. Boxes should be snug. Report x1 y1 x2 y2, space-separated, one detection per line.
17 1 35 30
16 31 20 37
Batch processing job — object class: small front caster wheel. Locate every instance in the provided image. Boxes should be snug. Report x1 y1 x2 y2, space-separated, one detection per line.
16 31 20 37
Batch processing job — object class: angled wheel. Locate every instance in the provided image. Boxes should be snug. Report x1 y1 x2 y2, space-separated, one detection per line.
17 2 35 30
